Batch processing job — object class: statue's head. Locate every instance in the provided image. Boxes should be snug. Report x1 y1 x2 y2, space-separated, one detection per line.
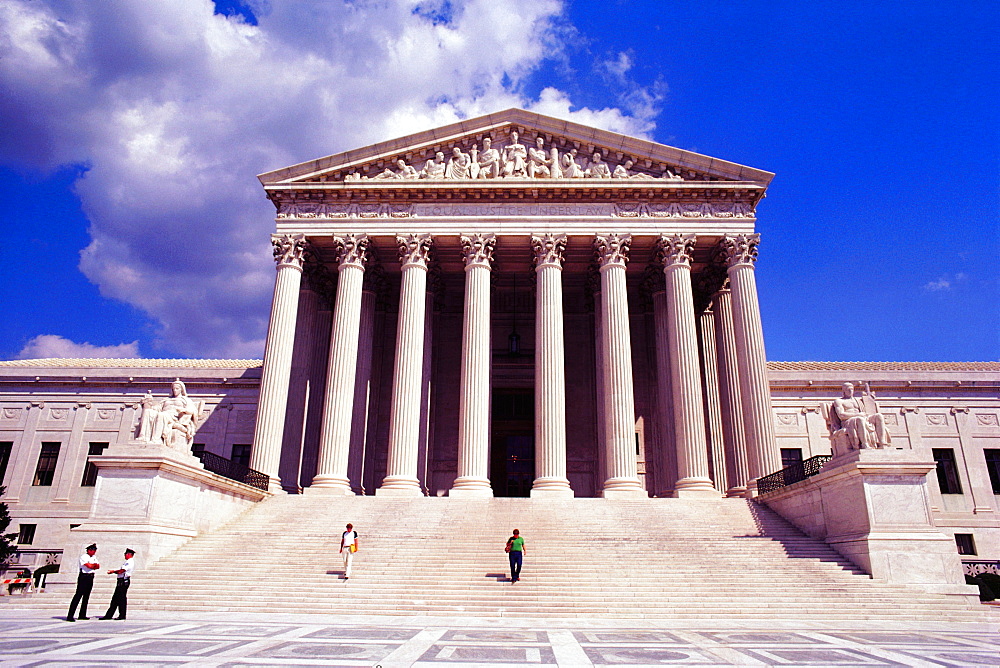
593 151 602 162
396 158 406 169
511 130 519 143
841 382 854 397
535 136 544 148
624 159 634 169
171 380 187 397
483 136 491 148
452 147 462 157
435 151 445 162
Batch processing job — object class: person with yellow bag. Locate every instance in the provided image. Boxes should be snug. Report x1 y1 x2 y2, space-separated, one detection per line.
340 523 359 580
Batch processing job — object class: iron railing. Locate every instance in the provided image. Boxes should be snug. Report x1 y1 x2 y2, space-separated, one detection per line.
963 560 1000 578
195 451 269 491
757 455 832 494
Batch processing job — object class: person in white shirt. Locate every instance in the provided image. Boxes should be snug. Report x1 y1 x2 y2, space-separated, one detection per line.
100 549 135 620
66 543 99 621
340 523 359 580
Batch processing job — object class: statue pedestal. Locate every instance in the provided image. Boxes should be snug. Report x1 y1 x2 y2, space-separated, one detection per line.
47 442 269 591
759 449 979 603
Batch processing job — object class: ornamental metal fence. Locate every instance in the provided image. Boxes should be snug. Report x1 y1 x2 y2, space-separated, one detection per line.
195 451 269 491
757 455 832 494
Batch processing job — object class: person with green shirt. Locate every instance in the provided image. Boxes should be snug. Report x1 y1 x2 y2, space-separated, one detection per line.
506 529 525 583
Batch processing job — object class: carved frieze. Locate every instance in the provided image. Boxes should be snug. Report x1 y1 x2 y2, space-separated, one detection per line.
275 200 755 220
2 407 21 420
976 413 999 426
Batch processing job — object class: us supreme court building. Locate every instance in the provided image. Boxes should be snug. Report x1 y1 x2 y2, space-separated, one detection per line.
1 109 998 579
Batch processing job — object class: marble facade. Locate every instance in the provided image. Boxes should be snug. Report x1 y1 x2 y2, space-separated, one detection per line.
0 110 997 582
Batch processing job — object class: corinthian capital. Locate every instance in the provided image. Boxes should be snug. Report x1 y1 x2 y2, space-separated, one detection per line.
593 233 631 268
718 233 760 268
333 233 371 269
396 233 434 269
531 233 567 269
460 233 496 268
271 233 309 268
655 234 697 268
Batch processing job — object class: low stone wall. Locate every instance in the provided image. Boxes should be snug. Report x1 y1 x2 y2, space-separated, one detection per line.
759 448 979 603
48 443 269 591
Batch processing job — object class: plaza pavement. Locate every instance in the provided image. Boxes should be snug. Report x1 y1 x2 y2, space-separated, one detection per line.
1 608 998 666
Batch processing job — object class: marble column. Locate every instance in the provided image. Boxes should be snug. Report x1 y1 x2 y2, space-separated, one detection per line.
712 282 750 496
312 234 370 493
587 266 608 494
378 234 433 496
531 234 574 497
647 270 677 497
348 266 382 495
656 234 719 497
451 234 496 497
251 233 308 492
594 234 645 498
720 234 780 489
698 306 728 494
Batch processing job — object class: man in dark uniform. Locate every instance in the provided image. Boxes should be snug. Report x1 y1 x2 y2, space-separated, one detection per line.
66 543 99 621
100 548 135 620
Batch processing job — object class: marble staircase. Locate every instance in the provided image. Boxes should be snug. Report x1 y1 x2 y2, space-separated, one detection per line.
7 496 990 621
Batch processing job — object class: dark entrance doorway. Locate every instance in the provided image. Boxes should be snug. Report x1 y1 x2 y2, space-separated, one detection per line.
491 389 534 497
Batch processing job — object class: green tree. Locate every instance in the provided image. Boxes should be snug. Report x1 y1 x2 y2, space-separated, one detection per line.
0 486 17 566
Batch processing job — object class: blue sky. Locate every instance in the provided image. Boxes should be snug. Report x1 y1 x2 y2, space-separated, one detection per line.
0 0 997 362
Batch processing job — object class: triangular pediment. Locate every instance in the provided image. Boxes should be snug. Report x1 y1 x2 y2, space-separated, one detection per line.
258 109 773 186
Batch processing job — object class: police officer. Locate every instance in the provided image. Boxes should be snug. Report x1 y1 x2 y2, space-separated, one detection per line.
100 548 135 620
66 543 99 621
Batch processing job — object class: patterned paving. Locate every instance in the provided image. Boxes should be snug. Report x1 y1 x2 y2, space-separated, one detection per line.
0 612 997 666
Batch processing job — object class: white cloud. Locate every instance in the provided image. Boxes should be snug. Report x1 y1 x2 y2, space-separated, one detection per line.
17 335 141 360
0 0 660 357
923 273 967 292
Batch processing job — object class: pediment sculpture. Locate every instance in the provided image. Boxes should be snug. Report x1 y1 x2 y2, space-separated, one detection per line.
135 379 204 452
821 382 892 457
343 131 686 183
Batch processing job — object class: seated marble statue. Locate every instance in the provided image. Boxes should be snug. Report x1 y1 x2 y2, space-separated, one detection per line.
824 382 892 454
375 158 419 180
561 148 585 178
136 380 202 451
527 136 553 178
445 147 471 179
475 137 500 179
663 167 684 181
502 130 528 177
585 151 612 179
422 151 447 179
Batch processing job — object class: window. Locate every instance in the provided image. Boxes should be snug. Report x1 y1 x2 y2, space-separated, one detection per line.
955 533 976 556
231 444 251 467
932 448 963 494
0 441 12 484
17 524 36 545
80 442 109 487
985 449 1000 495
781 448 804 469
191 443 206 459
32 442 61 486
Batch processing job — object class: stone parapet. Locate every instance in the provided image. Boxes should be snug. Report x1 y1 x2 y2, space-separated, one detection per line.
759 448 980 603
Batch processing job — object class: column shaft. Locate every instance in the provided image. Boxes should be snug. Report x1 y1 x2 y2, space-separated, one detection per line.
347 287 377 494
531 234 572 497
652 291 678 496
723 234 780 489
712 287 749 496
313 235 369 492
452 234 495 497
660 235 718 497
698 309 728 494
378 234 433 496
595 234 645 498
251 234 307 492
